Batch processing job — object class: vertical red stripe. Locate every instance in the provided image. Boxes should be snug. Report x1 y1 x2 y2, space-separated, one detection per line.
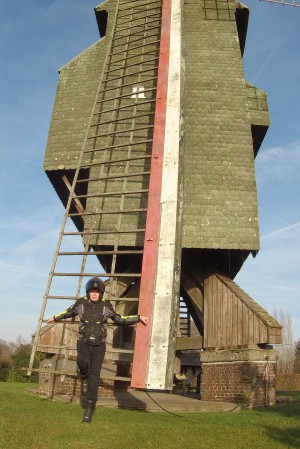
131 0 172 389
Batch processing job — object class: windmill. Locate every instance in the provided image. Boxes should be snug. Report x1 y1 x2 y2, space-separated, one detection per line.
28 0 282 407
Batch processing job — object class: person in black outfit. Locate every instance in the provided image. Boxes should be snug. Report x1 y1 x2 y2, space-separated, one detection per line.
47 277 148 423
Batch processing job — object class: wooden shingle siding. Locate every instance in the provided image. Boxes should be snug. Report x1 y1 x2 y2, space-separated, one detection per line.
44 0 269 253
203 269 282 348
44 0 119 172
182 0 264 251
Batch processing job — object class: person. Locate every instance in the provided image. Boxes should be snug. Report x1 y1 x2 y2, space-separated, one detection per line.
47 276 148 423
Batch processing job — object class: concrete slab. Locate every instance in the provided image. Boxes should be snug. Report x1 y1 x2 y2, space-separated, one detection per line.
27 387 240 412
84 390 239 412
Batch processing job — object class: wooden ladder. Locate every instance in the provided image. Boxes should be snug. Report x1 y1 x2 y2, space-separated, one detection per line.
27 0 162 389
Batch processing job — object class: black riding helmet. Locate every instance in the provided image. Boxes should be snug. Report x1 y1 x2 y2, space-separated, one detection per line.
86 277 105 295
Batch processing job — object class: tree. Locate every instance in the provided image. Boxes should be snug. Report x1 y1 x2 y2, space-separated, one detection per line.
0 338 41 383
273 308 295 374
0 339 13 381
8 342 42 383
294 339 300 374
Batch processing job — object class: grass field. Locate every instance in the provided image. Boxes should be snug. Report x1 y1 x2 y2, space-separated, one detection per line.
0 383 299 449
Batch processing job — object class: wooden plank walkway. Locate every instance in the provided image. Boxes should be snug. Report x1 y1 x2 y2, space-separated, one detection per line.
50 390 239 412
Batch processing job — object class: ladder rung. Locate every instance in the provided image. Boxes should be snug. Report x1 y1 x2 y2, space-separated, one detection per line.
91 111 155 127
46 297 139 302
116 19 160 32
118 1 161 16
102 67 158 84
67 208 147 217
118 0 161 8
84 138 153 154
107 348 134 353
87 125 154 140
110 31 161 52
81 154 151 167
77 171 150 183
25 368 131 381
77 188 149 199
41 319 78 324
118 7 161 21
47 296 80 300
109 40 160 58
113 23 161 40
53 273 142 278
63 229 145 236
104 56 159 74
115 18 161 33
108 45 160 65
118 9 161 22
58 250 143 256
97 75 158 96
36 343 134 353
95 87 156 106
37 344 76 350
116 10 161 28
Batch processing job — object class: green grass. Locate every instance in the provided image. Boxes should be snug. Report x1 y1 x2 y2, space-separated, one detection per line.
0 383 299 449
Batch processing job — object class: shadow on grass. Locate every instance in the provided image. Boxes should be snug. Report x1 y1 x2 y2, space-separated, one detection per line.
263 426 300 449
252 392 300 448
255 392 300 418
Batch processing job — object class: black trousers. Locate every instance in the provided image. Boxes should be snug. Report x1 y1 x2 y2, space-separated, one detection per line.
77 338 106 402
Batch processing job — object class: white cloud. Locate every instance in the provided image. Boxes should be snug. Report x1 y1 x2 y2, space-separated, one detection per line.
256 140 300 182
236 221 300 342
261 221 300 240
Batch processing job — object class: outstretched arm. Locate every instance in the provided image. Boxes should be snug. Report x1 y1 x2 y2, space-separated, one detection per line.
46 302 79 324
105 302 148 326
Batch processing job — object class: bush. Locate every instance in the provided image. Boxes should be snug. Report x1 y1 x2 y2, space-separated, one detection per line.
0 362 11 381
0 340 42 383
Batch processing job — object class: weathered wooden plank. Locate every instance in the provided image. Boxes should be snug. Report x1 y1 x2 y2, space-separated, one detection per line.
211 274 218 348
176 336 202 350
248 308 254 345
259 319 268 344
237 295 243 346
217 275 223 347
132 0 182 390
178 351 201 367
146 0 182 390
232 292 238 346
131 0 171 389
203 275 209 348
253 314 259 343
242 302 249 346
226 288 233 347
269 327 282 344
181 272 204 334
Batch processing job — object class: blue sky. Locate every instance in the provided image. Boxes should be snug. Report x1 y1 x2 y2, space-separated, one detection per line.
0 0 299 344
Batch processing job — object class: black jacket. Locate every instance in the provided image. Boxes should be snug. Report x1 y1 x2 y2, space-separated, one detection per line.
53 296 140 339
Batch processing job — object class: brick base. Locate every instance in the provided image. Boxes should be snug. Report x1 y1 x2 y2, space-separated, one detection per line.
38 372 116 399
36 356 130 400
200 349 278 408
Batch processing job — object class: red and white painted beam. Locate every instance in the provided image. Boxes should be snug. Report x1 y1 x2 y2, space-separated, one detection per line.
131 0 182 390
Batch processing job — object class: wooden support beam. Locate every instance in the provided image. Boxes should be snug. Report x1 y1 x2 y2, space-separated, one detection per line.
176 336 203 351
131 0 182 390
61 175 85 214
181 272 204 336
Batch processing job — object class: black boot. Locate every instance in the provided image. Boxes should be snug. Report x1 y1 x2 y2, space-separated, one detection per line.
82 400 96 423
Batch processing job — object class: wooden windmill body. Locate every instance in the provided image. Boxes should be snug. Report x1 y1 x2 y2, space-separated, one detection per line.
35 0 282 407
